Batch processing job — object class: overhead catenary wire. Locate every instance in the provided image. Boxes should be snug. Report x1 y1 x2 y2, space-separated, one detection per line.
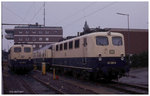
3 4 24 22
63 2 116 28
54 2 96 25
29 3 44 24
21 2 36 23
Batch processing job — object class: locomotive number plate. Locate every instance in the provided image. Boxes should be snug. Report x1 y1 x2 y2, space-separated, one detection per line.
107 61 116 64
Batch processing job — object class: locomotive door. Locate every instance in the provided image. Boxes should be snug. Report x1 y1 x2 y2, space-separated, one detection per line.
51 46 55 64
83 38 87 64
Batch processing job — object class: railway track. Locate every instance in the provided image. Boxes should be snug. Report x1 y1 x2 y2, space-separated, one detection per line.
33 70 148 94
105 81 148 94
31 75 64 94
18 76 36 94
18 75 63 94
32 70 98 94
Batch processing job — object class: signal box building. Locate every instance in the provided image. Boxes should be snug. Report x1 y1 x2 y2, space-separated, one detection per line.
5 23 63 50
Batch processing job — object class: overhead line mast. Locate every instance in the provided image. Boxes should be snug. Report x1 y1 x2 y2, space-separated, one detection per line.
43 2 45 26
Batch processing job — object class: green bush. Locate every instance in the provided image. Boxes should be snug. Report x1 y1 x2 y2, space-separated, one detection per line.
126 51 148 68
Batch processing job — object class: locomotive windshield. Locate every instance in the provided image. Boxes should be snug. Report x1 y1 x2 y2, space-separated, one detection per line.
14 47 21 52
24 47 31 52
112 36 122 46
96 36 108 46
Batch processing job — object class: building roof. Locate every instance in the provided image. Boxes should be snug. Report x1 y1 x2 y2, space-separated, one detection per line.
5 29 14 34
108 28 148 32
14 23 62 29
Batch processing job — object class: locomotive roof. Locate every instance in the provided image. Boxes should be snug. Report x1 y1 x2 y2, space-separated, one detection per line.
12 44 32 47
55 31 123 45
33 44 53 52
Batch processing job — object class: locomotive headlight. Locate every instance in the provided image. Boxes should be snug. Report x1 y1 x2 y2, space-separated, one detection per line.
98 54 102 61
121 54 124 61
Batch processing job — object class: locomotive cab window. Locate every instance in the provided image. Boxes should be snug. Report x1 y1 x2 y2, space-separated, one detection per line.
14 47 21 52
96 36 108 46
24 47 31 52
112 36 122 46
75 39 80 48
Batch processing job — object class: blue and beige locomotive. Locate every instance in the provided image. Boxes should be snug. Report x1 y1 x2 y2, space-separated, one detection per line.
51 31 129 80
8 44 33 73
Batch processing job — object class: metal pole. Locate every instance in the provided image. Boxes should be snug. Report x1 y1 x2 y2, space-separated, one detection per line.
117 13 130 64
43 2 45 26
127 14 131 64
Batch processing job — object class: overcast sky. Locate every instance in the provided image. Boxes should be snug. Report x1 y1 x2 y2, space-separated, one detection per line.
1 2 148 51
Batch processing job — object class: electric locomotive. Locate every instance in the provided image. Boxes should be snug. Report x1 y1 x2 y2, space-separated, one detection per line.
52 31 129 80
8 44 33 73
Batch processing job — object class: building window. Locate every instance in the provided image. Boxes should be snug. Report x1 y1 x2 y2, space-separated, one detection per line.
39 45 42 48
46 38 49 41
19 31 22 34
19 37 23 41
39 31 42 34
54 31 57 33
33 45 36 48
25 31 29 34
32 31 36 34
39 37 43 41
26 37 29 41
33 37 36 41
45 31 49 34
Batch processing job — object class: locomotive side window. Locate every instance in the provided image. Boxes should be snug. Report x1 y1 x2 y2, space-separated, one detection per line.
24 47 31 52
64 42 67 50
112 36 122 46
60 44 63 51
56 45 59 51
96 36 108 46
83 38 87 47
75 39 80 48
69 41 73 49
14 47 21 52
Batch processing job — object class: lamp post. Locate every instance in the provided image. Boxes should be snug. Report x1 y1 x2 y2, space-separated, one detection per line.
117 12 131 64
